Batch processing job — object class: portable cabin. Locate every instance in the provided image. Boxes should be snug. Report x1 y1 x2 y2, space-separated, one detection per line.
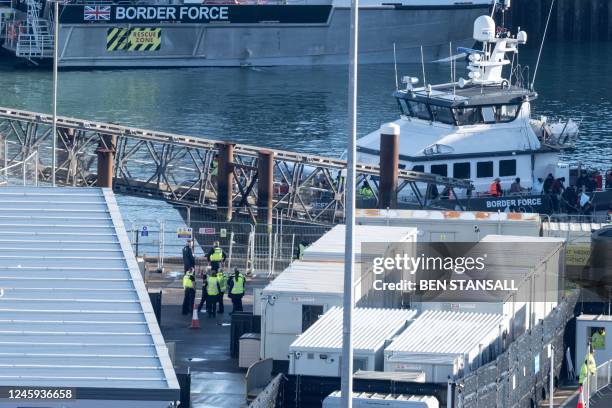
355 209 541 242
289 307 417 376
384 311 508 383
575 314 612 373
417 235 566 339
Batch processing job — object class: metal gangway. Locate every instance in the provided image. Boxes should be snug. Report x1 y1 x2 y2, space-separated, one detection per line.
0 106 472 224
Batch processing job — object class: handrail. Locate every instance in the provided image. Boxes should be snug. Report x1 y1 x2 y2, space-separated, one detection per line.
0 106 473 189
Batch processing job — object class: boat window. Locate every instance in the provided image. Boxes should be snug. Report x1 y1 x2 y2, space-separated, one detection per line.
481 107 496 123
497 104 520 122
431 164 448 177
477 161 494 178
412 165 425 172
499 159 517 177
407 101 432 121
453 107 483 126
453 162 471 179
397 99 410 116
429 105 455 125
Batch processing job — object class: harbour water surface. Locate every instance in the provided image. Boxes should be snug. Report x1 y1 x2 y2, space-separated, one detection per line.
0 42 610 224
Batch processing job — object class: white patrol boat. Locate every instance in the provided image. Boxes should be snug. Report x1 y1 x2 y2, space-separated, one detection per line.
356 14 612 217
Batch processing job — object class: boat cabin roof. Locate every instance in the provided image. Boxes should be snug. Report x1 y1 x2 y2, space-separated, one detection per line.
395 84 537 108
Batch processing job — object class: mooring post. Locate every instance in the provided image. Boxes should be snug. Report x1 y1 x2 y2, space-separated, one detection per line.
257 150 274 231
378 123 400 209
217 142 234 221
96 134 116 188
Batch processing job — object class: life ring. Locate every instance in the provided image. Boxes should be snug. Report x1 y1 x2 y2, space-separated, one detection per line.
501 79 510 89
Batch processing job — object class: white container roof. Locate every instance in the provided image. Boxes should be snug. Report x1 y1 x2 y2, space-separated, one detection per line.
262 260 356 295
477 235 565 268
302 224 416 263
355 209 540 223
385 310 505 358
326 390 439 405
290 307 416 353
0 187 179 400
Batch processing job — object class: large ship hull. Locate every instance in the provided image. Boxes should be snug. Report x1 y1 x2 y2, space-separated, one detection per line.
48 4 488 67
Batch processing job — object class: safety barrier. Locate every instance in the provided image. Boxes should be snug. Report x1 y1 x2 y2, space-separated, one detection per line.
454 290 579 407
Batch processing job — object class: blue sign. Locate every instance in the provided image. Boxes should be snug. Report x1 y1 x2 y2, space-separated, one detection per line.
141 226 149 237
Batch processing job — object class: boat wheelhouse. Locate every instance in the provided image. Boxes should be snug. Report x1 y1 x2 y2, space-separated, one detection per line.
356 15 581 208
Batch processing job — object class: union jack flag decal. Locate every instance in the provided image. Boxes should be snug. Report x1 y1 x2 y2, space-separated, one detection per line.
84 6 111 21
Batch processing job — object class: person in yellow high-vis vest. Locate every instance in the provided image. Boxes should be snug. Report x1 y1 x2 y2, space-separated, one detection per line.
228 268 246 313
206 241 226 272
204 272 221 318
216 269 228 314
592 328 606 350
181 268 196 315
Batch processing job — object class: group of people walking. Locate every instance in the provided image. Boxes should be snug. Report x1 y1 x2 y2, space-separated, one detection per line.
180 239 246 318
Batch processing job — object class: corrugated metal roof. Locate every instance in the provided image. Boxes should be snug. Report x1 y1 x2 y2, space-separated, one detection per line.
262 261 354 295
302 225 416 263
0 187 179 399
476 235 565 268
356 208 540 222
353 370 426 383
326 390 438 404
290 307 416 353
385 310 505 356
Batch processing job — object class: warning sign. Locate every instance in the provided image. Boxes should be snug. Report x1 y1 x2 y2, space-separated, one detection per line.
198 227 215 235
106 27 161 51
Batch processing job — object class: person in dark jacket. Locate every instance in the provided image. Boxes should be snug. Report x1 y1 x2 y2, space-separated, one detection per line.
543 173 554 194
182 240 196 272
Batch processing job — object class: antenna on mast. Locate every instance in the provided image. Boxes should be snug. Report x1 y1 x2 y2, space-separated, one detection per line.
393 43 399 91
531 0 555 91
420 45 427 87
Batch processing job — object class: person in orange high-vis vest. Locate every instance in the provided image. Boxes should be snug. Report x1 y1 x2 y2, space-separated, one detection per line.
489 178 503 197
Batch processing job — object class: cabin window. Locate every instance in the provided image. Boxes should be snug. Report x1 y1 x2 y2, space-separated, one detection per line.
302 305 324 332
499 159 517 177
477 161 494 178
412 165 425 172
429 105 455 125
481 107 496 123
397 99 410 116
407 101 432 121
497 104 520 122
453 107 483 126
431 164 448 177
453 162 471 179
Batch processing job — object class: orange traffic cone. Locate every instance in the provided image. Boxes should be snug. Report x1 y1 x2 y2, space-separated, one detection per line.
577 385 584 408
190 303 200 329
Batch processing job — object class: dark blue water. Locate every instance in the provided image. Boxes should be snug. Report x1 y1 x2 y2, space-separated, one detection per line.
0 41 610 222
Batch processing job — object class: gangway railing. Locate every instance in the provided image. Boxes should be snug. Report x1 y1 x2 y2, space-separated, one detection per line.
0 106 473 223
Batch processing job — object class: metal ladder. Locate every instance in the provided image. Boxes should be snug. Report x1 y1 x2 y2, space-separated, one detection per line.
16 0 54 59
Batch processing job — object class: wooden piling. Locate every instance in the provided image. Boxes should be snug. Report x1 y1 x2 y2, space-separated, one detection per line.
378 123 399 209
257 150 274 231
96 134 115 188
217 142 234 221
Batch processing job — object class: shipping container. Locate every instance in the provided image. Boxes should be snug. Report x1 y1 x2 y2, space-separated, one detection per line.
323 391 439 408
417 235 566 339
289 307 417 376
355 209 541 242
384 311 508 383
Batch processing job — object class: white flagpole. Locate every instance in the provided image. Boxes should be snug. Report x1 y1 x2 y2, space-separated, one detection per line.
341 0 358 404
51 0 59 187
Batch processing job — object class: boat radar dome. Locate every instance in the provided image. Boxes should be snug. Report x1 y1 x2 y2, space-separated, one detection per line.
517 30 528 44
473 15 496 42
